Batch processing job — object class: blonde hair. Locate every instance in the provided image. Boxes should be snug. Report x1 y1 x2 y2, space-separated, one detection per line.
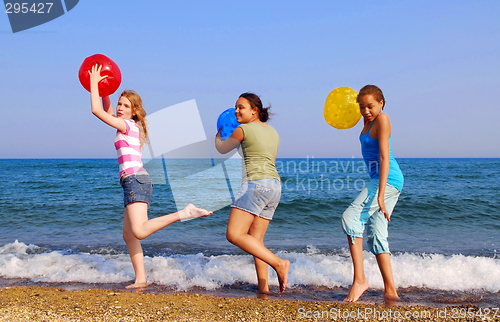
120 90 148 147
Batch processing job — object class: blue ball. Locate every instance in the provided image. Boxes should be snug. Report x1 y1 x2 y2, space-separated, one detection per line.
217 108 240 140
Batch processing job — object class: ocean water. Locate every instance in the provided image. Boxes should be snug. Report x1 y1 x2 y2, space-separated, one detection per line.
0 158 499 306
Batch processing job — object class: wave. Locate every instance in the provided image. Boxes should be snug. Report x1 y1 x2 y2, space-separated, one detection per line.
1 241 499 293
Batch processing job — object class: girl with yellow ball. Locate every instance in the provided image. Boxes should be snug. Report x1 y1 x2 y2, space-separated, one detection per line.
340 85 404 302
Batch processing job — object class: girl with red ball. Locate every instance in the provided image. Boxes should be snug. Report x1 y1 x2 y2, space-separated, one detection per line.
88 64 212 289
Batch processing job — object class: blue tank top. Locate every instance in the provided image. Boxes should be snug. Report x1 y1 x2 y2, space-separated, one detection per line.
359 115 404 192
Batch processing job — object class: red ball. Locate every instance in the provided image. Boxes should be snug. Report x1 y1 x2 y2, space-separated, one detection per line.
78 54 122 97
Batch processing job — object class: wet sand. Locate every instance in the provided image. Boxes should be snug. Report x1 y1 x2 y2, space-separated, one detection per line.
1 285 499 321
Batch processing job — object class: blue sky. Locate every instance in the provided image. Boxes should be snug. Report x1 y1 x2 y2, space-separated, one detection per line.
1 1 499 158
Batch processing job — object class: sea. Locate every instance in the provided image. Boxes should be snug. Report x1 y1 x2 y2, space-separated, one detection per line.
0 158 499 307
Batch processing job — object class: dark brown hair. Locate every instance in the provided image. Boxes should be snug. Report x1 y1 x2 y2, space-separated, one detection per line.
239 92 272 122
357 85 386 109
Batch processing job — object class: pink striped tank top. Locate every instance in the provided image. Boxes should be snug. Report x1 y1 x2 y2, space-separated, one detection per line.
114 119 146 178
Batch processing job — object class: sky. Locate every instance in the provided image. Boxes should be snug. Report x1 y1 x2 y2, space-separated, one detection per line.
1 0 499 159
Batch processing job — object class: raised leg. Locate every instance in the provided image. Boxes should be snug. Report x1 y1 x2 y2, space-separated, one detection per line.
126 203 211 240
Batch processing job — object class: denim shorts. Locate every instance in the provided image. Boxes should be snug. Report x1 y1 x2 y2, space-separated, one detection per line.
120 174 153 207
341 181 401 255
232 179 281 220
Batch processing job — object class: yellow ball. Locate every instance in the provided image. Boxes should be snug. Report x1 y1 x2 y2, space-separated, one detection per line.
323 87 361 129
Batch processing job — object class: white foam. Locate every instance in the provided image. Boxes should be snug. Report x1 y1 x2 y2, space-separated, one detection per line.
0 240 41 254
1 241 499 292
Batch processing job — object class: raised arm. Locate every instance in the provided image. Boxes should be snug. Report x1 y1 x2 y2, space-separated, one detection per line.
89 64 126 132
102 95 115 116
376 113 392 221
215 127 244 154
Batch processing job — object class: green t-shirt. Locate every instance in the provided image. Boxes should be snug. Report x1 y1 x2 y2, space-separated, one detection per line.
238 122 280 182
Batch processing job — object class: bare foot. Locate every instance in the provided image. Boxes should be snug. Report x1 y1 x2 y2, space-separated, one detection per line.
384 290 401 305
179 204 213 221
384 289 400 299
384 296 401 306
257 292 269 299
257 277 270 295
277 259 290 293
125 282 148 289
344 280 369 302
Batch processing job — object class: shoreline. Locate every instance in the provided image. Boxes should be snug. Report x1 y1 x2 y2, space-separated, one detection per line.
1 285 499 321
1 278 499 308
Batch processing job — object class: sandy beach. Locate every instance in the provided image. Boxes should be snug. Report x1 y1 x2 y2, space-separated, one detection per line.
1 286 498 322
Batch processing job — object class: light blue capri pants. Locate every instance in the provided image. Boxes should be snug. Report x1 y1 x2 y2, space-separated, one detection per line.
341 180 401 255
